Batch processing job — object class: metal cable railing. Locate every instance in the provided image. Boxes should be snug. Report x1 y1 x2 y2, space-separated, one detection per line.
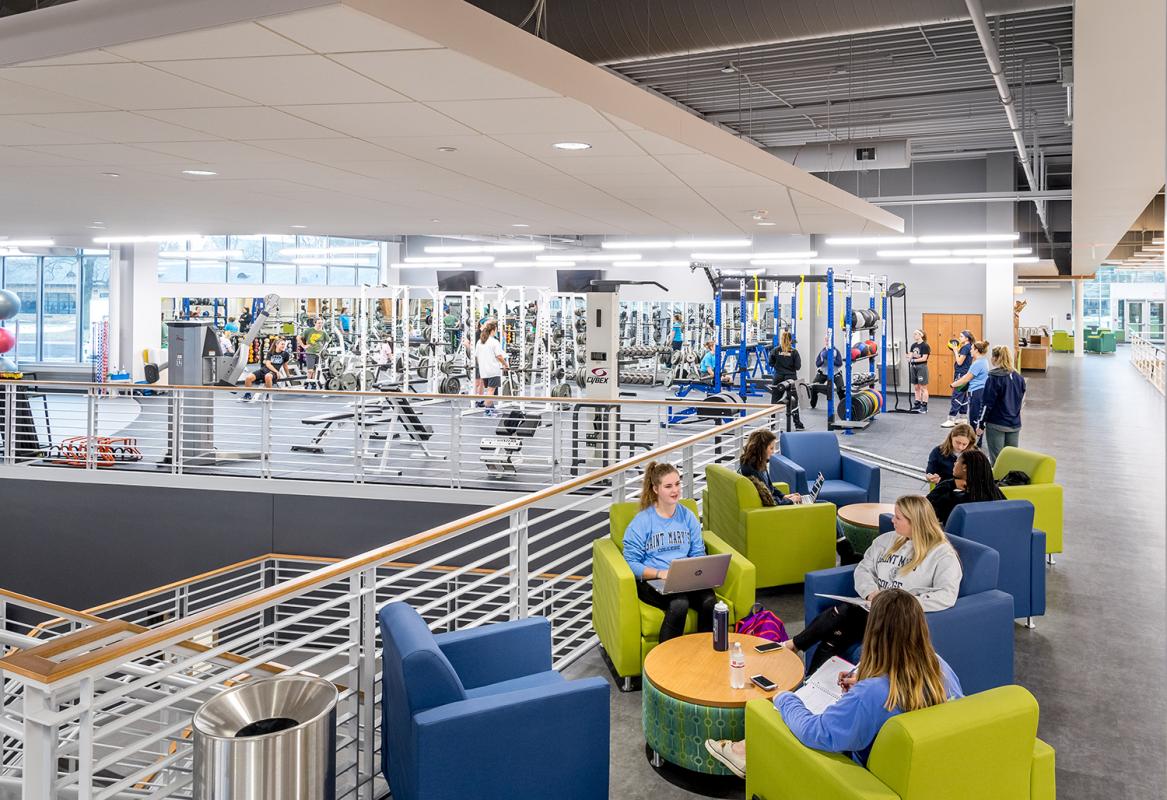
1130 334 1166 395
0 401 782 800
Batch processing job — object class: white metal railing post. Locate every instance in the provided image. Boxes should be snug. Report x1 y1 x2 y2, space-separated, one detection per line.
21 683 58 800
358 567 376 800
550 404 562 484
77 676 94 800
85 387 97 470
682 444 695 498
509 508 529 619
449 399 461 488
259 393 272 479
345 572 363 797
613 471 627 503
353 395 365 484
171 391 183 475
1 382 13 464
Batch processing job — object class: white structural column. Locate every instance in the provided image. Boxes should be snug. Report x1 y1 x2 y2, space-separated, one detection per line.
984 153 1017 349
108 243 162 380
1073 282 1085 357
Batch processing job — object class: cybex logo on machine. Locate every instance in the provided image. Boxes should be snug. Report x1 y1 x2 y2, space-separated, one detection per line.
586 368 609 385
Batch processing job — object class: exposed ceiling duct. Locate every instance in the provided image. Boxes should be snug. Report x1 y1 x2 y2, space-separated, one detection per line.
468 0 1069 65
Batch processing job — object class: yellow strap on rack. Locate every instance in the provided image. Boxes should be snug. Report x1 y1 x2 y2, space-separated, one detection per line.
816 283 822 315
752 276 760 321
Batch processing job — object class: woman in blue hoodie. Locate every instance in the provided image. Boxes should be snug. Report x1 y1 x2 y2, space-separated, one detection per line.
976 345 1027 464
704 588 963 777
623 461 717 643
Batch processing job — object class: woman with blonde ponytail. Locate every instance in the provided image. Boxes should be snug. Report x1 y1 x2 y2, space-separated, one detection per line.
779 495 961 674
623 461 718 642
706 589 962 777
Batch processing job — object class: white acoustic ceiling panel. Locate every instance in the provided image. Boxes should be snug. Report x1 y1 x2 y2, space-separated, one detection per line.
0 0 902 238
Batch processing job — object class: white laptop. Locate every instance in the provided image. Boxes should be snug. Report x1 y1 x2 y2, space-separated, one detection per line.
804 472 826 503
648 553 732 594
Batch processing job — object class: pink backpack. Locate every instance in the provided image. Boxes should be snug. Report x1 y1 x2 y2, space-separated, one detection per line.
734 603 789 642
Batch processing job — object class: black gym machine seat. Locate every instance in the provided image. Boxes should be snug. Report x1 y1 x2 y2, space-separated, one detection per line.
480 409 541 476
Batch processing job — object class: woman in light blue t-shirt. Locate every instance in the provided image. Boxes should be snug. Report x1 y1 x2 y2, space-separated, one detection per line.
950 340 989 435
623 461 717 643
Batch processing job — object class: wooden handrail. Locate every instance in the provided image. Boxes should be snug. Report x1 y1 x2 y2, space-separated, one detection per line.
0 404 777 684
0 378 778 410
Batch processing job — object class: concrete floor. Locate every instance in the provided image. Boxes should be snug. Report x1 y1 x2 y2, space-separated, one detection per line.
565 349 1167 800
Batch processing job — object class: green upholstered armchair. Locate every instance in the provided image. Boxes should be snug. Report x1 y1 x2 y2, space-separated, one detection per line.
702 464 836 588
1050 330 1073 352
744 685 1056 800
993 446 1063 559
592 499 755 688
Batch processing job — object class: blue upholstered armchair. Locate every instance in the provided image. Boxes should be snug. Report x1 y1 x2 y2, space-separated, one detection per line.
803 534 1015 694
946 501 1046 625
771 431 880 506
379 603 610 800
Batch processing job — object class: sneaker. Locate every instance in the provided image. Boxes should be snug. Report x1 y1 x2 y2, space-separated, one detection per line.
794 421 806 431
241 392 253 402
704 739 746 778
940 418 956 428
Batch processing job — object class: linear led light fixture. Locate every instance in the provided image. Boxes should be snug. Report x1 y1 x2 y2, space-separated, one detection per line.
280 246 379 256
910 257 976 265
389 261 463 269
690 251 817 261
612 260 691 267
824 235 917 246
160 249 243 259
535 253 635 262
93 234 200 243
950 248 1031 256
980 256 1039 264
0 238 55 247
494 260 576 267
425 243 544 254
404 255 494 264
917 233 1020 244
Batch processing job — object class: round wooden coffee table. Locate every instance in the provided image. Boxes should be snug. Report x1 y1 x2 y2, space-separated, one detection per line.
642 632 803 774
837 502 896 556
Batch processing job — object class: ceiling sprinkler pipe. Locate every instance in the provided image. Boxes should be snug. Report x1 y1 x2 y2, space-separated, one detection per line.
963 0 1049 237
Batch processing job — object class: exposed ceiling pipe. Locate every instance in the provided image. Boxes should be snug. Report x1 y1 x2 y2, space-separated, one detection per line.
963 0 1051 238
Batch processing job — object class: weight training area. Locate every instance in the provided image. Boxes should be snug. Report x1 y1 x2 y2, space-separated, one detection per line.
0 2 1162 800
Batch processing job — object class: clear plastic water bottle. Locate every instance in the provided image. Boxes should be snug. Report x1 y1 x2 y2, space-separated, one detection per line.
729 641 746 689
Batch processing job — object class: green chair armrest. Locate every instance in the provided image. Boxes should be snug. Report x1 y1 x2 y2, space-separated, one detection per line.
776 481 790 494
703 529 756 621
1031 738 1056 800
745 700 898 800
999 483 1063 554
591 538 642 679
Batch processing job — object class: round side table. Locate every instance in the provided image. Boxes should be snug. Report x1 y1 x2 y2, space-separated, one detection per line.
837 502 896 556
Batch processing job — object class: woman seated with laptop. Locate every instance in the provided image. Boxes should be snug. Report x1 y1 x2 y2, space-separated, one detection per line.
738 429 803 505
623 461 721 643
781 495 962 673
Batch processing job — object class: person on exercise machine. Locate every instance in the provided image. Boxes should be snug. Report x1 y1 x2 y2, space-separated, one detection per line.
698 340 717 382
807 333 846 409
769 331 805 430
242 338 292 400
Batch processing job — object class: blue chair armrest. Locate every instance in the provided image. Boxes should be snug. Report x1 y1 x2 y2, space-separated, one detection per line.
841 455 880 502
926 590 1015 694
878 513 893 534
1030 528 1047 617
804 566 858 626
414 678 610 799
434 617 552 690
770 453 809 494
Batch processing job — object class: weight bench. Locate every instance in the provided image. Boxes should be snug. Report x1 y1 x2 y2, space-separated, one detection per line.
292 409 363 454
480 410 541 476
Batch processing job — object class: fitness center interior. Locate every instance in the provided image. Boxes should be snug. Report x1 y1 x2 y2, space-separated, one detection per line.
0 1 1163 799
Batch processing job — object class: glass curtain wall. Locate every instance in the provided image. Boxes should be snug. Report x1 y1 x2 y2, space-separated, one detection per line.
0 250 110 364
1082 267 1166 341
155 234 384 287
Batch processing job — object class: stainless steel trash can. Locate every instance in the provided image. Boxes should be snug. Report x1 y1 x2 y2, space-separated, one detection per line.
192 674 338 800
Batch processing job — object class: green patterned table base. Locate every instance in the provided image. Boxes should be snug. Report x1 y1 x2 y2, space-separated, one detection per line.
841 519 880 556
642 677 745 775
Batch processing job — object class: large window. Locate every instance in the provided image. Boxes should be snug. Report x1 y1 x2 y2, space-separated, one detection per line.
0 250 109 365
156 234 385 286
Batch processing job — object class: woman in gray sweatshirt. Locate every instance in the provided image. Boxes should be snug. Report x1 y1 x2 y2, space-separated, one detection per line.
783 495 962 673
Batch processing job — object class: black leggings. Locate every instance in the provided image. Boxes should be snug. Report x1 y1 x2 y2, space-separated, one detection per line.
792 603 869 674
770 379 802 428
636 582 718 643
807 370 846 409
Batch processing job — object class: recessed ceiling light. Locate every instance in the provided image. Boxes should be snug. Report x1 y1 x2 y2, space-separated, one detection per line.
756 221 777 227
101 172 120 178
552 141 591 151
182 169 218 176
511 223 530 228
436 146 458 153
290 224 307 229
430 218 440 223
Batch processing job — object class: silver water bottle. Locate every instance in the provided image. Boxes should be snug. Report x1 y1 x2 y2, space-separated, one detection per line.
712 600 729 651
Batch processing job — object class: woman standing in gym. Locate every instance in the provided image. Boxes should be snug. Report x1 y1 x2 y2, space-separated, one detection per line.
623 461 718 643
705 588 963 777
949 340 990 434
474 320 508 416
942 330 974 428
908 330 931 414
780 495 962 674
977 346 1027 464
671 313 684 353
769 330 805 430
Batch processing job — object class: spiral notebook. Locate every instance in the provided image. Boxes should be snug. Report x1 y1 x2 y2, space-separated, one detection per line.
794 655 856 715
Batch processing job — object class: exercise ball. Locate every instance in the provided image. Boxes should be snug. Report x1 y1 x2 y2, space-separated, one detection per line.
0 289 19 321
0 327 13 353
